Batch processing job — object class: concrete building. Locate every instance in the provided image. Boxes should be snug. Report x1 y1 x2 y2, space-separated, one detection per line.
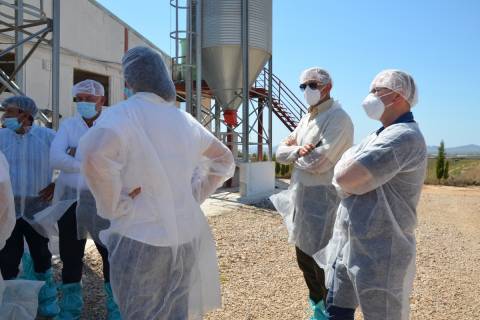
0 0 170 119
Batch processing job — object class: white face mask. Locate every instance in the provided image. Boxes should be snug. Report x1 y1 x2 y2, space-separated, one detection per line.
304 87 322 106
362 93 385 120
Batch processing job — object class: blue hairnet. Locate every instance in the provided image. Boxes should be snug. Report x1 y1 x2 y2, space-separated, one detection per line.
2 96 38 116
122 46 176 102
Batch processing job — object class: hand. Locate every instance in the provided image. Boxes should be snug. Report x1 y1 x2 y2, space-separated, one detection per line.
38 183 55 201
67 147 76 157
298 144 315 157
129 187 142 199
284 137 297 146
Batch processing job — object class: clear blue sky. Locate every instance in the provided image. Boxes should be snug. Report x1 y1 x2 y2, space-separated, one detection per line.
98 0 479 147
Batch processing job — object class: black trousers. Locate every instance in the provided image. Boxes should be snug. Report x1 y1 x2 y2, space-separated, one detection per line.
296 246 327 303
0 218 52 279
58 203 110 284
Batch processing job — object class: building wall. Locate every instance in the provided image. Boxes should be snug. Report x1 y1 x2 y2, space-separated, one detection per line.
0 0 171 120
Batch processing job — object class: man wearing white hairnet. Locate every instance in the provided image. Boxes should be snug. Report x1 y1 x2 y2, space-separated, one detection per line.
47 79 121 319
78 46 235 319
0 96 59 317
314 70 427 320
270 67 353 320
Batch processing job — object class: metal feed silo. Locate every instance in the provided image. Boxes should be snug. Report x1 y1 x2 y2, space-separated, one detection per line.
202 0 272 126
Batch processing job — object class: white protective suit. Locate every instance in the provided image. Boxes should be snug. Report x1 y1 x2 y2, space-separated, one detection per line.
33 115 110 244
270 99 353 255
314 120 427 320
78 92 235 319
0 151 43 319
0 126 55 220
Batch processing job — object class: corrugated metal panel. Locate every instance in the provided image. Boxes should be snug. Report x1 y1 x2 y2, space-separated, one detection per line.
201 0 272 111
203 0 271 52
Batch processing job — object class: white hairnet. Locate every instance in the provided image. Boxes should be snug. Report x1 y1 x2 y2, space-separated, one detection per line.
370 69 418 107
2 96 38 117
300 67 332 85
72 79 105 97
122 46 176 102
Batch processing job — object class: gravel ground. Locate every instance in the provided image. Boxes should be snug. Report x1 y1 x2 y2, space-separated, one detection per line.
59 185 480 319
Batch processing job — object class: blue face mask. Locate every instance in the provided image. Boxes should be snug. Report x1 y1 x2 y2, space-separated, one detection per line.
124 87 135 99
3 117 21 132
76 102 98 119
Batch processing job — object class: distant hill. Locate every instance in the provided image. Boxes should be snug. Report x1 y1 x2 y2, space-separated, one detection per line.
255 145 480 157
427 144 480 156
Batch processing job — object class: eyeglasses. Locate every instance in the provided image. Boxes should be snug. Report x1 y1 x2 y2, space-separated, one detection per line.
299 82 321 91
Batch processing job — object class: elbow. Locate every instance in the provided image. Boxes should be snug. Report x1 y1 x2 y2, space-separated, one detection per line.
276 157 289 165
275 151 295 165
335 171 349 190
82 153 99 178
225 149 235 166
334 169 360 195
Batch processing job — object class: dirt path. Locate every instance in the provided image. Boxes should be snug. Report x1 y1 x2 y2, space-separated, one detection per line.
75 185 480 319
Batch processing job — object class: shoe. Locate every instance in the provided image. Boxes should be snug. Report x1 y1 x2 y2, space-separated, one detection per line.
54 282 83 320
34 269 60 317
104 282 122 320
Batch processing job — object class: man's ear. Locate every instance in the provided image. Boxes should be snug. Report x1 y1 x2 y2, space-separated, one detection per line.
393 92 405 105
97 96 106 108
324 82 333 94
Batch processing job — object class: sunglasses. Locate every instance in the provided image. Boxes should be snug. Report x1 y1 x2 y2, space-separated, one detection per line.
299 82 321 91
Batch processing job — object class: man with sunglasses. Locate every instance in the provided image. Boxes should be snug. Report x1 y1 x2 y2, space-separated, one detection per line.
0 95 59 317
271 67 353 320
48 79 121 319
315 70 426 320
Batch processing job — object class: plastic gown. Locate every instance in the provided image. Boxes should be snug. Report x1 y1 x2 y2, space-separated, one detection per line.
0 151 43 319
33 116 109 245
270 100 353 255
0 126 54 221
78 92 235 320
313 122 427 320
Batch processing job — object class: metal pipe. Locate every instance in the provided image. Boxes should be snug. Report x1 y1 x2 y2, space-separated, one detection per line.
123 28 128 99
51 0 60 129
257 99 263 161
195 0 202 121
268 57 273 161
241 0 249 162
175 0 179 78
0 0 44 19
185 0 193 114
0 19 49 35
0 70 22 95
0 30 47 94
214 100 220 138
0 25 50 60
14 0 23 91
